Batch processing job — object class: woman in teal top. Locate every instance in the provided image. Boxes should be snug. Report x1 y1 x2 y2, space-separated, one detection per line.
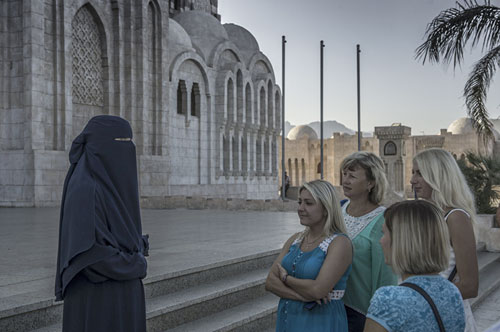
340 152 397 332
266 180 353 331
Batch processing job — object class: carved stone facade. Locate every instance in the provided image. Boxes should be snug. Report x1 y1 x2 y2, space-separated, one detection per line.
374 124 411 194
280 120 500 198
278 126 379 189
0 0 280 206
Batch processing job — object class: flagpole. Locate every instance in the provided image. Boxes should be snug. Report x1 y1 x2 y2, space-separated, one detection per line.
357 44 361 151
320 40 324 179
281 35 286 200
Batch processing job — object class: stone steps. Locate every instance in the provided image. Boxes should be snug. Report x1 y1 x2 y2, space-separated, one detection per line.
3 247 498 332
472 251 500 310
0 250 280 332
165 294 277 332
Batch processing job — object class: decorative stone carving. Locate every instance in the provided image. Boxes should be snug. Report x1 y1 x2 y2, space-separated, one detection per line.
72 7 103 107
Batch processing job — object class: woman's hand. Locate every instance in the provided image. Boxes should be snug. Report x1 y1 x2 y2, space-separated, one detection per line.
277 263 288 282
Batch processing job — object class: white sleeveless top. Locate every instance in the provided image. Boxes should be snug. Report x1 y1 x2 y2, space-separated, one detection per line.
440 208 477 332
440 208 470 278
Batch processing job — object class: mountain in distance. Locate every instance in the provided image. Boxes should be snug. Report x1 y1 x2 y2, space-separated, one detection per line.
284 120 373 138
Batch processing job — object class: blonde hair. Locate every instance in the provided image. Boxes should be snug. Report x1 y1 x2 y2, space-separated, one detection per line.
413 148 476 224
340 151 388 204
384 200 450 275
299 180 347 236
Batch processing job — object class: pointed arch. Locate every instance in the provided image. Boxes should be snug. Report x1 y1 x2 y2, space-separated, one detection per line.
71 4 109 138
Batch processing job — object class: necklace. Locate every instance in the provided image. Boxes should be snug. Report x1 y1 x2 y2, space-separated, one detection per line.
303 233 324 249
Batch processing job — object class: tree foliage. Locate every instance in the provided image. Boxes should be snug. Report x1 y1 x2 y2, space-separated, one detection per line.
416 0 500 140
457 151 500 213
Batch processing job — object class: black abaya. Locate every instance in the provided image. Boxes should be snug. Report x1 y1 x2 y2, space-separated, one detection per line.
55 116 148 332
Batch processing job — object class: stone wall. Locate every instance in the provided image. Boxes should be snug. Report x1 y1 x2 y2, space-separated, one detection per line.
0 0 281 206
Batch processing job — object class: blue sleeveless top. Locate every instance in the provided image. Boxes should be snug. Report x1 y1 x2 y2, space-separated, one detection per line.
276 234 351 332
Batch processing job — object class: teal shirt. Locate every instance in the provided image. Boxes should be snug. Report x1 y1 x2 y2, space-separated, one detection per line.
342 203 398 314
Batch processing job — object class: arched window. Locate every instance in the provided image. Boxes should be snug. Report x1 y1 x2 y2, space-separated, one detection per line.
317 162 321 174
227 78 234 121
260 87 266 127
177 80 187 114
191 83 200 117
384 141 397 155
245 83 252 124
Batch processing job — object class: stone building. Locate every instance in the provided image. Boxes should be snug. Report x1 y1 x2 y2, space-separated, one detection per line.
0 0 281 206
280 118 500 198
278 125 378 189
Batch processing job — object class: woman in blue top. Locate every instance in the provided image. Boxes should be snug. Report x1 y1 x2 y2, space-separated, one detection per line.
266 180 353 332
364 200 465 332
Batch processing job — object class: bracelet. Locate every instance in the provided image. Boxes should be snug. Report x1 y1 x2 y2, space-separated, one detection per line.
282 274 288 283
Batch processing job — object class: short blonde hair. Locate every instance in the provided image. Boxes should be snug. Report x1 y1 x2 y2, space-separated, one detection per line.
340 151 388 204
413 148 476 224
300 180 347 236
384 200 450 275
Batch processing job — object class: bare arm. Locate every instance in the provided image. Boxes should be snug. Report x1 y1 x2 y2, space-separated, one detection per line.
363 318 388 332
280 235 352 301
265 233 308 302
447 211 479 299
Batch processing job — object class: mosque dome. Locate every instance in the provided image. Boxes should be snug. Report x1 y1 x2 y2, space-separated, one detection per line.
287 125 318 140
447 117 476 135
224 23 259 61
173 10 229 60
167 18 193 53
447 117 500 139
491 118 500 134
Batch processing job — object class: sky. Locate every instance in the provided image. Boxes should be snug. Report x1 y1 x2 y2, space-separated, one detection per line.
219 0 500 135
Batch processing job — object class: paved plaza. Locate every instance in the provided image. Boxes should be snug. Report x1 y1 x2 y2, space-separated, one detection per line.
0 207 301 301
0 207 499 331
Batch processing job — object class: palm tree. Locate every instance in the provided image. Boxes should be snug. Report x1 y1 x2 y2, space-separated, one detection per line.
416 0 500 140
457 151 500 213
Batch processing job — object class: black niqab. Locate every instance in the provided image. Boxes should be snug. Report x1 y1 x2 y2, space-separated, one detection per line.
55 115 146 300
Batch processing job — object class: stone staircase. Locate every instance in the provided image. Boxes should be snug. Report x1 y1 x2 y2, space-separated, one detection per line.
471 249 500 311
1 247 499 332
0 250 280 332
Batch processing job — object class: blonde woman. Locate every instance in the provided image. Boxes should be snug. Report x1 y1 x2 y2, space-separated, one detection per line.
364 200 465 332
265 180 353 331
340 152 397 331
411 148 478 332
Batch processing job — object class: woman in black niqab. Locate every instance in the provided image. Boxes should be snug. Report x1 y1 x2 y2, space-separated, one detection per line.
55 115 149 332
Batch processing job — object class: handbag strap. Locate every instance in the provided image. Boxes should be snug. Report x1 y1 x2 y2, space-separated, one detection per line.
400 282 446 332
448 266 457 281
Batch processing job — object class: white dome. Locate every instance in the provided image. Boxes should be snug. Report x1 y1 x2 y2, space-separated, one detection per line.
287 125 318 140
491 118 500 133
224 23 259 62
167 18 193 52
173 10 229 60
447 117 475 135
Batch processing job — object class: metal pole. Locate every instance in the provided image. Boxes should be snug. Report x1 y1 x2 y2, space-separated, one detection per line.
281 36 286 200
320 40 324 179
357 44 361 151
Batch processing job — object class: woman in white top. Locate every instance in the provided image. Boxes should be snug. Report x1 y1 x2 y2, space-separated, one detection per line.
411 148 479 332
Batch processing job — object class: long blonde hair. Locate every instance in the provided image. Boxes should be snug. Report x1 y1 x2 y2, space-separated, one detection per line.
385 200 450 275
413 148 476 224
299 180 347 236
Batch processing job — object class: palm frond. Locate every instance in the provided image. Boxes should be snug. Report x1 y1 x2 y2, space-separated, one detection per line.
463 45 500 139
459 151 500 213
416 0 500 68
